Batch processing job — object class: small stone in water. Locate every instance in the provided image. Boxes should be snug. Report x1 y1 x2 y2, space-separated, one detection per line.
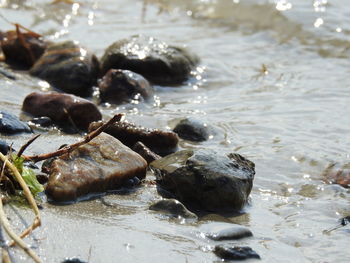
214 245 261 260
0 140 11 154
61 258 88 263
207 226 253 241
173 118 213 142
149 199 197 219
0 110 32 134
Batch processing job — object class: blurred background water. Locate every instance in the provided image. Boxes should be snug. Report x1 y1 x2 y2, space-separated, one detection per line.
0 0 350 262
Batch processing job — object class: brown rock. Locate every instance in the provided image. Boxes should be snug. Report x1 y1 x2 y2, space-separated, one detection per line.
1 29 48 69
45 133 147 202
30 41 100 96
99 69 154 104
89 120 178 155
22 92 102 130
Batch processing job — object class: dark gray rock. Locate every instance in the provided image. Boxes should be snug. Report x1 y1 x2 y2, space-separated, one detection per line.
99 69 154 104
173 118 213 142
22 92 102 131
30 41 100 96
101 35 199 85
45 133 147 202
150 149 255 212
149 199 197 219
214 245 260 260
207 226 253 241
61 258 88 263
0 111 32 134
132 141 160 164
0 140 11 154
89 120 178 156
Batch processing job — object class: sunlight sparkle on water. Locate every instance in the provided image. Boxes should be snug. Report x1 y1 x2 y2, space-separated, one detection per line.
72 3 80 15
313 0 327 12
314 18 324 28
275 0 292 11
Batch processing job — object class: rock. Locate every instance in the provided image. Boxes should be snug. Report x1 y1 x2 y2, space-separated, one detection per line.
45 132 147 202
61 258 88 263
214 245 260 260
0 110 32 134
150 150 255 212
30 41 100 96
206 225 253 241
323 163 350 188
99 69 154 104
28 116 54 128
22 92 102 131
132 141 160 164
173 118 213 142
0 140 11 154
89 121 178 156
1 29 48 68
149 199 197 219
101 35 199 85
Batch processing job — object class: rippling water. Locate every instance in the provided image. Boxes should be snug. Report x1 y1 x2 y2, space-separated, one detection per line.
1 0 350 262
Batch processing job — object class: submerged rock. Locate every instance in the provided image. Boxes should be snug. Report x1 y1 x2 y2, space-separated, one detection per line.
101 35 199 85
99 69 154 104
22 92 102 130
149 199 197 219
0 110 32 134
1 29 48 68
132 142 160 164
45 133 147 202
206 225 253 241
61 258 88 263
323 163 350 188
150 150 255 212
30 41 100 96
214 245 260 260
89 121 178 156
173 118 213 142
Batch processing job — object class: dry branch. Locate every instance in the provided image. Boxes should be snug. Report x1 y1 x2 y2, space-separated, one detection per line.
25 114 123 163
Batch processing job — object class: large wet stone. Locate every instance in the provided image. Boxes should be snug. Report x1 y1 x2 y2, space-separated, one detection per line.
89 121 178 156
45 133 147 202
173 117 214 142
1 29 48 69
22 92 102 131
30 41 100 96
100 35 199 85
0 110 32 134
214 245 260 260
149 199 197 219
150 149 255 212
99 69 154 104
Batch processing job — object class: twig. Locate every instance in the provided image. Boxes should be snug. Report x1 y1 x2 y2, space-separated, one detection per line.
0 197 42 263
25 114 123 163
17 134 41 158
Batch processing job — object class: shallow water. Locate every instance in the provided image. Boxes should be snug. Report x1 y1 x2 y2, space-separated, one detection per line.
1 0 350 262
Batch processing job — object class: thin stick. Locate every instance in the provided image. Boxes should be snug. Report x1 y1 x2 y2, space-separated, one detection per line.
25 114 123 163
0 197 42 263
2 248 11 263
17 134 41 158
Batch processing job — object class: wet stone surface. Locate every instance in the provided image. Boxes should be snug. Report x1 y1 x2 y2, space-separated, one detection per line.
99 69 154 105
45 133 147 202
30 41 100 96
0 140 10 154
132 141 161 164
1 29 48 69
149 198 198 219
101 35 199 85
173 117 214 142
89 120 178 156
151 149 255 212
22 92 102 131
206 226 253 241
214 245 261 261
0 110 32 134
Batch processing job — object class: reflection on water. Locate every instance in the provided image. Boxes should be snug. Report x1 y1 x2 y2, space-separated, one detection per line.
1 0 350 262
